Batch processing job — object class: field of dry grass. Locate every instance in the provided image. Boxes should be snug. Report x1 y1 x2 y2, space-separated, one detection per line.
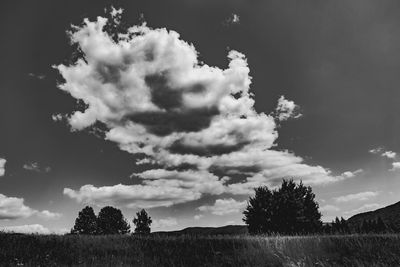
1 233 399 266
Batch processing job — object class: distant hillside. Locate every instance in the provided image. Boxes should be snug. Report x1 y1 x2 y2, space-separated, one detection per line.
153 225 248 236
347 201 400 230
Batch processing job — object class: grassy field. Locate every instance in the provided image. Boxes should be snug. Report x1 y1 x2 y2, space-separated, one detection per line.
1 233 400 266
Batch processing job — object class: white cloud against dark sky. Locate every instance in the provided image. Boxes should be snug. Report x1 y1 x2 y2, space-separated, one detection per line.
56 13 354 211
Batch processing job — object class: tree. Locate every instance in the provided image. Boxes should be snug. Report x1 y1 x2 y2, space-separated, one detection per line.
133 209 152 234
71 206 98 235
243 179 322 235
97 206 130 235
243 186 274 234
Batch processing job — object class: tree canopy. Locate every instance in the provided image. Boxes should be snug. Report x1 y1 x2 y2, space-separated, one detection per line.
133 209 152 234
96 206 131 235
71 206 98 235
243 179 322 234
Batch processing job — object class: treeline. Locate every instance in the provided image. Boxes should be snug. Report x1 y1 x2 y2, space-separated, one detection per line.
323 216 389 234
70 206 152 235
69 180 393 236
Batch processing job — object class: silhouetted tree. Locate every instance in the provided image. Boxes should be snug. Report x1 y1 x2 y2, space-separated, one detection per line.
71 206 98 235
243 179 322 234
97 206 130 235
133 209 152 234
243 186 273 234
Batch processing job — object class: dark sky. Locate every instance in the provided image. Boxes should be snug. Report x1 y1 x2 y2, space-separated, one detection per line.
1 0 400 233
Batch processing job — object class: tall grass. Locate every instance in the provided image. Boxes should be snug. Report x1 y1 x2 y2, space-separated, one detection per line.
1 233 400 266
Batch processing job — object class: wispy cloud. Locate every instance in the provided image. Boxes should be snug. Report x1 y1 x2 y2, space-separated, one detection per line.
390 162 400 171
382 151 397 159
198 198 246 215
369 147 398 171
369 147 383 154
28 73 46 80
320 204 340 213
1 224 51 234
224 13 240 25
334 191 379 203
194 214 203 220
37 210 62 220
153 217 178 229
369 147 397 159
23 162 51 173
63 184 199 209
340 169 363 179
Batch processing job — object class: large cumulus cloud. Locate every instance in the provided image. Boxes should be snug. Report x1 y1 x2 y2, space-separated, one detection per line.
57 13 349 209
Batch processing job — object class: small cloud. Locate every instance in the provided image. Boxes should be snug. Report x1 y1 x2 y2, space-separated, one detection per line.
194 214 203 220
224 13 240 25
1 224 51 235
28 73 46 80
23 162 39 172
334 191 379 203
105 6 124 25
198 198 246 215
274 95 302 122
0 158 6 176
51 113 64 122
390 162 400 171
341 169 363 179
23 162 51 173
320 204 340 213
369 147 383 154
110 6 123 17
382 151 396 159
37 210 62 220
369 147 396 159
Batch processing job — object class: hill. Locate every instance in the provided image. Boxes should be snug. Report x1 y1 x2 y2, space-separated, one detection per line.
153 225 248 235
347 201 400 230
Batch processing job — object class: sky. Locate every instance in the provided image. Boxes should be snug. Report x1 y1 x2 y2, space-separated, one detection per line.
2 0 400 234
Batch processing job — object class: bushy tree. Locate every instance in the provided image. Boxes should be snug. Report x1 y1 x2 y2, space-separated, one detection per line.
97 206 130 235
71 206 98 235
133 209 152 234
243 179 322 235
243 186 273 234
